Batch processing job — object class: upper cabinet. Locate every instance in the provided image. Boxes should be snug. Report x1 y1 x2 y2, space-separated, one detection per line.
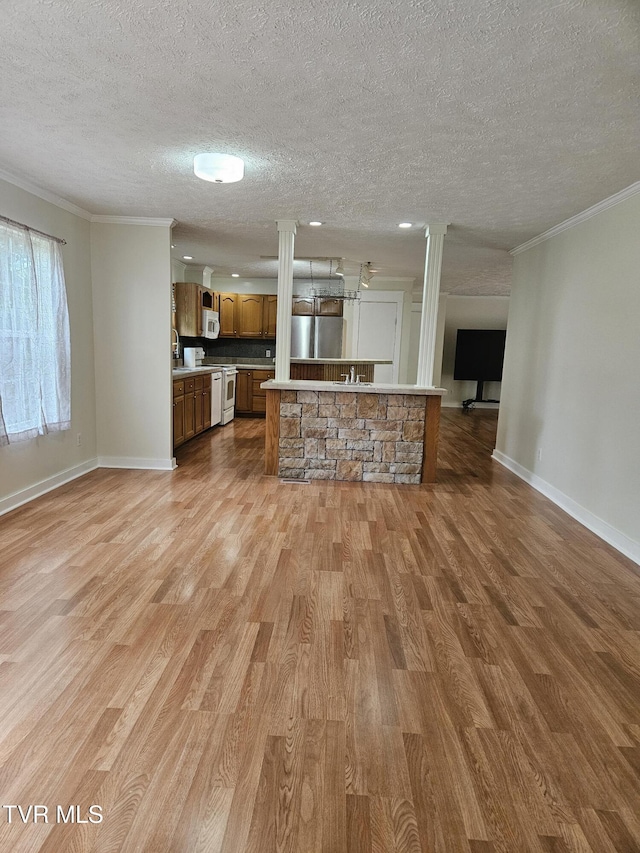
292 296 343 317
292 297 315 316
174 282 217 336
174 282 203 336
262 295 278 338
215 292 277 338
316 297 343 317
237 294 264 338
217 293 237 337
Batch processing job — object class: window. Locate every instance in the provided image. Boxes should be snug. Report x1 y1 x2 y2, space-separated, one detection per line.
0 220 70 445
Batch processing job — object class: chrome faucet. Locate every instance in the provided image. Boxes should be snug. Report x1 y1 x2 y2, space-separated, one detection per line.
171 328 181 359
349 365 355 384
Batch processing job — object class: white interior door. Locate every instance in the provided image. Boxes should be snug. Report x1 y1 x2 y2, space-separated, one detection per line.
354 292 403 383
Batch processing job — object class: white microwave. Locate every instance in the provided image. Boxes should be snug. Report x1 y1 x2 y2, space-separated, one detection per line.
202 309 220 339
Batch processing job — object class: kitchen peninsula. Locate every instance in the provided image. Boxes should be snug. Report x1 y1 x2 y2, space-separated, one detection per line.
262 379 446 484
200 358 392 416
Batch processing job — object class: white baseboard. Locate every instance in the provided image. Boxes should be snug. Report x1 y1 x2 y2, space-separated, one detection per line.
0 458 99 517
97 456 176 471
492 450 640 566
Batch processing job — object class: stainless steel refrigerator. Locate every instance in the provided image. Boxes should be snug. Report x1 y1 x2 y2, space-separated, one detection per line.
290 315 344 358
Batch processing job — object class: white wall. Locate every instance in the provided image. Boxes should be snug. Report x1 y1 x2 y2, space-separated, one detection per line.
496 189 640 562
440 296 510 406
172 258 187 283
0 177 97 513
92 221 174 468
210 275 278 295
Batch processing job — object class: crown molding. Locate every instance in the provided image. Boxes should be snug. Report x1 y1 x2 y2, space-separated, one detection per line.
0 168 93 220
511 181 640 256
91 215 176 227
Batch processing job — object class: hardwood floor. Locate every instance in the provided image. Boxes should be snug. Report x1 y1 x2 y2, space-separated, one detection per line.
0 410 639 852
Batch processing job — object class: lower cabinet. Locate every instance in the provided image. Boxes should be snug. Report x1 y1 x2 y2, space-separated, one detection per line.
173 373 213 449
236 369 275 415
235 369 252 414
251 370 275 414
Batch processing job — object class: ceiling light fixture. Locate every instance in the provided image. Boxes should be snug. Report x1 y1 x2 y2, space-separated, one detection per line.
183 255 193 260
398 222 412 228
360 261 375 289
231 273 239 277
309 221 322 226
194 153 244 183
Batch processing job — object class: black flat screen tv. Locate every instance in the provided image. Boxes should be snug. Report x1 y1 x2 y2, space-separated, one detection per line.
454 329 506 382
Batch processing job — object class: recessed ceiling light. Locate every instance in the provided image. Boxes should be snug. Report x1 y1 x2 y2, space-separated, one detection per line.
194 153 244 183
171 244 175 248
398 222 412 228
183 255 193 260
309 221 322 226
231 273 239 277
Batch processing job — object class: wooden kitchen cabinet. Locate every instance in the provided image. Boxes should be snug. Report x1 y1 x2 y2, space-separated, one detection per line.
173 393 185 447
251 369 275 413
201 288 215 310
262 295 277 337
174 282 204 337
237 294 264 337
194 375 204 434
217 293 237 337
291 296 343 317
235 369 253 413
184 392 196 441
316 297 343 316
214 292 277 338
292 297 315 315
235 368 274 415
203 382 211 430
173 373 213 449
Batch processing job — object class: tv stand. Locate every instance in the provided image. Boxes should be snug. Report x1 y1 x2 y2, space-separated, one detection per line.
462 380 500 410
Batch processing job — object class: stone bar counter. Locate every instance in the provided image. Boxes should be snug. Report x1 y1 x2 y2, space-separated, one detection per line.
261 380 446 484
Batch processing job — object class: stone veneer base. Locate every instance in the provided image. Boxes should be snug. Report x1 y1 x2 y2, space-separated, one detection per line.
278 390 426 484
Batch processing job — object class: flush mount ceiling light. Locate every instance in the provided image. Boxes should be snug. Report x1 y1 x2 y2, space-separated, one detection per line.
398 222 412 228
309 221 322 226
231 273 239 277
183 255 193 260
194 153 244 183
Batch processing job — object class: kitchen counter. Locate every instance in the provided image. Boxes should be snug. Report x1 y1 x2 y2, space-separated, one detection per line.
172 366 223 377
262 381 445 484
262 379 445 396
290 358 392 365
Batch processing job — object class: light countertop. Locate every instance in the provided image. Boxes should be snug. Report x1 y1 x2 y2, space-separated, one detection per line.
289 358 392 365
261 379 446 396
172 366 223 377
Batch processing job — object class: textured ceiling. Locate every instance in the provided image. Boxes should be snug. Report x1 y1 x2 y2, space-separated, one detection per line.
1 0 639 295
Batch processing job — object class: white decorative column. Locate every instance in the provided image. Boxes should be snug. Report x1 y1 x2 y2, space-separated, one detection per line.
416 223 448 387
274 220 297 382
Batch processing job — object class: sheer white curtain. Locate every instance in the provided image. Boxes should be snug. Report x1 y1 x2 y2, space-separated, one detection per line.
0 221 71 444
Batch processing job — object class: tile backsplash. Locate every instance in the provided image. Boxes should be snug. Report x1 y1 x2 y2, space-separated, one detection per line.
179 337 276 359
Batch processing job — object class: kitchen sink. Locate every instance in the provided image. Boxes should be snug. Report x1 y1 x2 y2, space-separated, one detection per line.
331 381 372 386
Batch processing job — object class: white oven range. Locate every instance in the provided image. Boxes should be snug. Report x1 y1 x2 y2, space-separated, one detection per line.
220 367 238 424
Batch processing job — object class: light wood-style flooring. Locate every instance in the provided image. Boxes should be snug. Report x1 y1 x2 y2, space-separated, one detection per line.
0 411 639 852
